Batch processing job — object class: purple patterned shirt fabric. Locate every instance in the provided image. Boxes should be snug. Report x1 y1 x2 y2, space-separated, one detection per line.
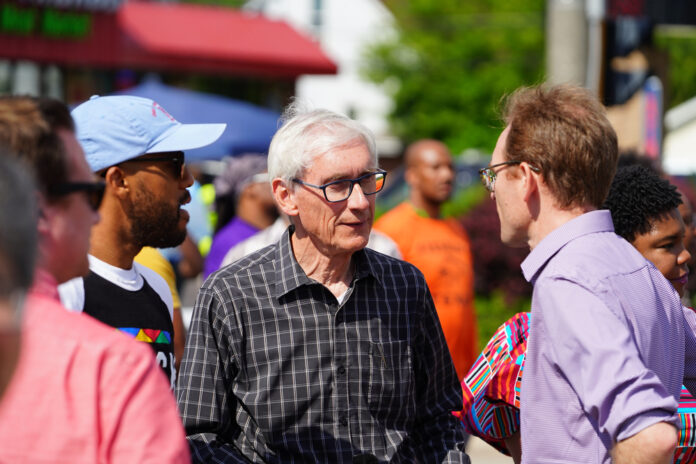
520 210 696 463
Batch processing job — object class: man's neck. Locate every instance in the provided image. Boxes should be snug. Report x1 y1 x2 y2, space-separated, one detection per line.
528 204 596 250
409 194 441 219
290 232 354 299
89 218 140 270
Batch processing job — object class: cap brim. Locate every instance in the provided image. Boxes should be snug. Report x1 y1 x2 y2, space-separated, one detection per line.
147 123 227 154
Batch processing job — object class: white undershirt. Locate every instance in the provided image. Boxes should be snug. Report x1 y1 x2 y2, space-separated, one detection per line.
58 254 174 320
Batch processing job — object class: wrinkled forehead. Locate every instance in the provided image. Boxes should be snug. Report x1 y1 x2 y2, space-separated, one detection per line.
304 140 376 175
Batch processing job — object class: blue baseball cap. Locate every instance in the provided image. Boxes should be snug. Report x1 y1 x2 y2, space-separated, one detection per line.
72 95 226 172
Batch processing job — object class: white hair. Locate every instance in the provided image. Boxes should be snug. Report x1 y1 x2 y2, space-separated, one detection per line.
267 102 378 183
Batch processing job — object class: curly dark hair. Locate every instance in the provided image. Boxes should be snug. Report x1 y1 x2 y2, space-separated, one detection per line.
603 165 682 243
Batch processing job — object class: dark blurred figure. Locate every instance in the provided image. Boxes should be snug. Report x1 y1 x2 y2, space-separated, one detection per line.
204 153 277 277
0 96 189 463
375 139 477 379
0 154 37 402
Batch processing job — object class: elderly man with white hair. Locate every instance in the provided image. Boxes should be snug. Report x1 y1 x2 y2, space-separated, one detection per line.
176 105 470 463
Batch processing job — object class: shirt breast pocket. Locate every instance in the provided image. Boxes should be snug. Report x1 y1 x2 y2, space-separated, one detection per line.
367 340 414 421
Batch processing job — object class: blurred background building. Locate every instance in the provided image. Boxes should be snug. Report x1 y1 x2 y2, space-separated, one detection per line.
0 0 336 110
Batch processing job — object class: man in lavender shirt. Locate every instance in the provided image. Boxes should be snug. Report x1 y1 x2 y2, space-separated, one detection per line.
480 84 696 463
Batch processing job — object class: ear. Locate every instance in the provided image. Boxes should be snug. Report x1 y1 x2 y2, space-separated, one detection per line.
103 166 129 200
404 166 417 188
36 192 52 237
520 162 539 202
272 178 299 218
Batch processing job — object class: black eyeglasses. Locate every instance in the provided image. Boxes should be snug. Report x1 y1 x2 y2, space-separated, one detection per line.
292 169 387 203
52 181 106 211
479 161 540 193
123 151 186 179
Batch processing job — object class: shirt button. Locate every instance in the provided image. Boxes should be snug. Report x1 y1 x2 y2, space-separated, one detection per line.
338 366 346 375
340 416 348 427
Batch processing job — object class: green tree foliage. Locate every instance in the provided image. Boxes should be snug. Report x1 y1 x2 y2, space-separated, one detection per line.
654 30 696 109
363 0 546 154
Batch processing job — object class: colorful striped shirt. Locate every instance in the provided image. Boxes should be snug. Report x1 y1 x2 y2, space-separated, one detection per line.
456 311 696 463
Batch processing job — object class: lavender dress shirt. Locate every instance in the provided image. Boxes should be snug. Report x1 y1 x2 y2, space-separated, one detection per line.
520 210 696 463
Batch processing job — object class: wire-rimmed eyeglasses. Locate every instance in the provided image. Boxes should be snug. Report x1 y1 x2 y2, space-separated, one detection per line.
479 161 540 193
292 169 387 203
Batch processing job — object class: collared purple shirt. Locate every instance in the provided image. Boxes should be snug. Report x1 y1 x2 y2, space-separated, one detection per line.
520 210 696 463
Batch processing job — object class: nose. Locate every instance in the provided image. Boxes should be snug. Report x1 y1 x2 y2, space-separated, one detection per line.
182 165 194 188
679 245 692 266
347 183 370 209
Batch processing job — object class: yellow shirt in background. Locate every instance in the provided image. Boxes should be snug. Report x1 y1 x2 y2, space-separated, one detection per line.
134 247 181 309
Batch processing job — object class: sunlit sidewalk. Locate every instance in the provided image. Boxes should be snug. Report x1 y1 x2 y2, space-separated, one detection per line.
467 436 514 464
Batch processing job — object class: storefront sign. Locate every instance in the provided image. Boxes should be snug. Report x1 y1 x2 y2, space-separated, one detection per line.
17 0 122 12
1 2 92 39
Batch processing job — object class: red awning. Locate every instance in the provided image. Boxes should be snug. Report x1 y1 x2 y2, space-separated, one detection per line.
117 2 337 77
0 1 337 78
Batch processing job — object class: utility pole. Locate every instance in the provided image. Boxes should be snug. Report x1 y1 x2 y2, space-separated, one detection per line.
546 0 587 86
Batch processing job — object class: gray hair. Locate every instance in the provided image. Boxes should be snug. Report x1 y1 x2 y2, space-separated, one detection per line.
267 102 378 183
0 152 38 300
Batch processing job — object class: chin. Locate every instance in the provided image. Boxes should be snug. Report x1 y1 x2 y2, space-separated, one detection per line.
339 236 369 254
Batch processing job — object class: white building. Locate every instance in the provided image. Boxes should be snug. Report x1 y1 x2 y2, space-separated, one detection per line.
244 0 401 156
663 95 696 175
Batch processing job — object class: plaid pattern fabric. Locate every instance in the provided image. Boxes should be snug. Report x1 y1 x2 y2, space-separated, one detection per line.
176 227 469 463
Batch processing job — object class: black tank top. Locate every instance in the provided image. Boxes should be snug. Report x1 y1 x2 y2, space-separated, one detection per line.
83 270 176 388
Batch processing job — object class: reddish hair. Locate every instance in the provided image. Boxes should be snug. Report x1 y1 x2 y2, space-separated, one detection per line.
503 85 618 209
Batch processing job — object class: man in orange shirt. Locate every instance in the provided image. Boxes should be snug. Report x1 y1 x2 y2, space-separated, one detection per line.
375 139 477 378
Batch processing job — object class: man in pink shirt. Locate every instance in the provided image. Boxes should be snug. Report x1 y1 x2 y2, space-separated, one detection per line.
0 96 190 463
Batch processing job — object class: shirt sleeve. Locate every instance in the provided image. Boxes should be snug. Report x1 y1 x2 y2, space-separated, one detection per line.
175 283 249 463
393 282 470 463
536 278 679 442
100 340 190 464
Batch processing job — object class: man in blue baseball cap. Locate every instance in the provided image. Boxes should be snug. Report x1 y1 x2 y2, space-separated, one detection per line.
59 95 225 388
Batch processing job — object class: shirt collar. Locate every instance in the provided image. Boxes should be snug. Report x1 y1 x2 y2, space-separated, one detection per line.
272 225 381 299
521 209 615 284
29 268 60 301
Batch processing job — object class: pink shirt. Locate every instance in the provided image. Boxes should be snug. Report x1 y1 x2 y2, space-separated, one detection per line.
0 270 190 463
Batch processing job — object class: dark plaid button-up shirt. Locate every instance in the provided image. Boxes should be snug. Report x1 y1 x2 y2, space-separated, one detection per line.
176 227 469 463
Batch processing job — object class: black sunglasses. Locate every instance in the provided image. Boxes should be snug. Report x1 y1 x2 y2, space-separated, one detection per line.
52 181 106 211
123 151 186 179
